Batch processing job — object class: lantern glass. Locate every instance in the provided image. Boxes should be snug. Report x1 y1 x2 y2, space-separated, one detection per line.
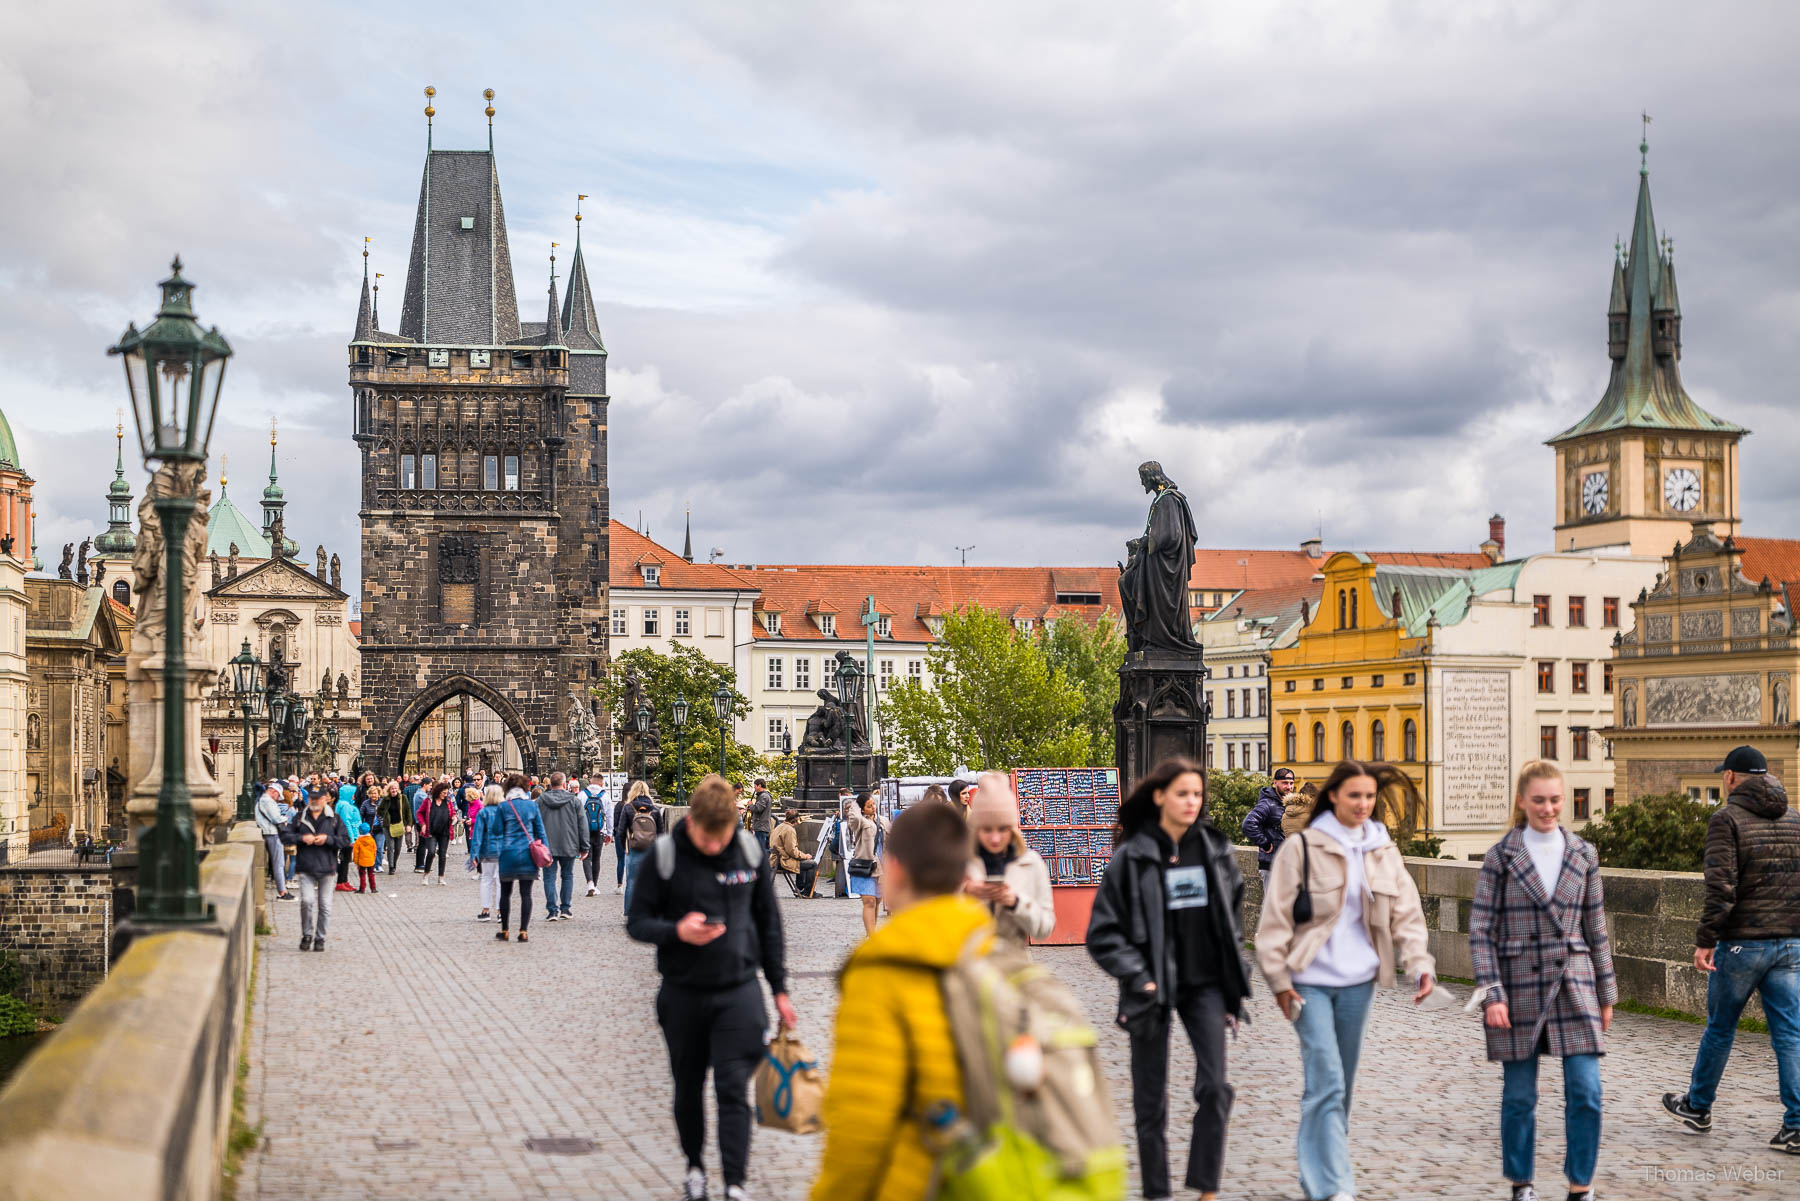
229 638 263 700
712 685 732 725
634 704 652 735
838 659 863 709
109 258 232 463
291 700 310 737
270 693 289 729
672 694 689 729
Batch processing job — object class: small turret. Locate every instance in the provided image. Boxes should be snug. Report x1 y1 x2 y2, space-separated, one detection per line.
93 417 137 558
1607 238 1628 360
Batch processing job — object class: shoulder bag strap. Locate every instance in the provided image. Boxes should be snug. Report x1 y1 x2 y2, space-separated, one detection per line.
505 798 531 837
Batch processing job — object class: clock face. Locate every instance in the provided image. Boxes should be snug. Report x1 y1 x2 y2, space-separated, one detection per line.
1580 471 1609 516
1664 467 1701 512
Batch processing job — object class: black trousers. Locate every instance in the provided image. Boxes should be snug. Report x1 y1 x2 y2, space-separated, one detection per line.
336 845 352 885
414 833 428 870
656 979 766 1187
584 832 607 885
420 833 449 876
499 877 534 931
1128 986 1233 1197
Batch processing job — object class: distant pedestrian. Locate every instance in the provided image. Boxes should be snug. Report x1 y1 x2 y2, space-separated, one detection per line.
1256 759 1436 1201
619 781 665 914
844 792 888 937
476 773 547 942
1087 756 1251 1201
353 829 379 893
964 771 1055 944
772 808 817 896
282 787 349 952
418 781 455 885
1470 760 1616 1201
1242 766 1296 892
1662 745 1800 1153
334 782 363 892
583 777 611 897
627 774 795 1201
471 782 504 921
748 778 774 854
253 781 292 901
538 771 586 921
378 781 407 876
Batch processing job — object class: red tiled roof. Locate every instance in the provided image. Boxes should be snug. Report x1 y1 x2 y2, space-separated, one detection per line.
1736 538 1800 594
348 621 361 640
1188 548 1492 611
608 522 757 592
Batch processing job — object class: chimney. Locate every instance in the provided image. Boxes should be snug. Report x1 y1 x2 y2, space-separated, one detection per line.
1300 537 1324 559
1487 514 1505 559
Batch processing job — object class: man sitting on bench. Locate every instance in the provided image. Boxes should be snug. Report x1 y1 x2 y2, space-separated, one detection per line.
772 808 817 896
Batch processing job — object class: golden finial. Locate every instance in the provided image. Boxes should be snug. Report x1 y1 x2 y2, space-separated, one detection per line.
270 416 278 448
115 407 123 440
363 235 370 261
424 85 436 119
220 453 229 488
484 87 496 119
576 194 587 223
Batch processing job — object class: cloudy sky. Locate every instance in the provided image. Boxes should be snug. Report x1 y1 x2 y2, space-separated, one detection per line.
4 1 1798 597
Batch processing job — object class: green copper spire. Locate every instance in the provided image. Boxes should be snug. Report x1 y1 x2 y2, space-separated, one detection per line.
94 415 137 557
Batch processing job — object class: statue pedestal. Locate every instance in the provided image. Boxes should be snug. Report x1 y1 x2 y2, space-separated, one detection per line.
124 651 227 846
1113 651 1209 800
793 751 889 808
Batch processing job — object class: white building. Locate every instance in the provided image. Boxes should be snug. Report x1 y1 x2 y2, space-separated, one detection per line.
1198 580 1319 775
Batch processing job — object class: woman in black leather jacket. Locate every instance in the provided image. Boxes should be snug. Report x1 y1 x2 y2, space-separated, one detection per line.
1086 755 1250 1201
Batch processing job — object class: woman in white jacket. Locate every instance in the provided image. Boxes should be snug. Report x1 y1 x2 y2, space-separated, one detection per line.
963 771 1055 944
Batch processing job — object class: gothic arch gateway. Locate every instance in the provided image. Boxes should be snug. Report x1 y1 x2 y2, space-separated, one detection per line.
386 673 536 776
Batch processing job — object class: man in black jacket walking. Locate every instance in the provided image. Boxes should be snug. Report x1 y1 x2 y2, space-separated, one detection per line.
747 779 774 854
1663 746 1800 1152
628 774 798 1201
1240 766 1295 892
282 788 350 952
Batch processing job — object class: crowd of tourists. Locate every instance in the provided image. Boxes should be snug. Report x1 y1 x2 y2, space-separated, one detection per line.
252 746 1800 1201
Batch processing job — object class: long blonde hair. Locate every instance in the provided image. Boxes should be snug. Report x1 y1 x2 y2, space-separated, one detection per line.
1511 759 1563 827
627 780 651 803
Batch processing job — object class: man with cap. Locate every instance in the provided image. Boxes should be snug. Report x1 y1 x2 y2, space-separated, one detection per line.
1662 745 1800 1153
1242 767 1296 892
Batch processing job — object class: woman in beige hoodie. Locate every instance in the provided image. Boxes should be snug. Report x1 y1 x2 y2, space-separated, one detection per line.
1256 760 1435 1201
962 771 1055 943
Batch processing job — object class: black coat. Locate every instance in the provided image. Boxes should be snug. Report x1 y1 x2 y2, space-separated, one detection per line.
281 806 350 877
1700 775 1800 947
1086 820 1252 1030
626 818 787 995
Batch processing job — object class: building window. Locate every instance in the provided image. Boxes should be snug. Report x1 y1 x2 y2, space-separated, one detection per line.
820 657 836 690
1351 590 1358 628
907 659 922 680
1604 787 1615 812
1403 672 1417 686
1226 743 1236 770
1338 589 1347 629
767 657 784 690
1342 676 1354 689
1285 680 1297 693
819 614 836 636
1569 596 1586 627
1225 690 1236 718
1205 742 1214 768
1226 666 1235 679
1572 661 1589 693
1603 662 1613 694
1241 741 1252 769
764 612 781 635
1603 597 1620 627
1258 742 1268 772
673 609 691 637
1572 728 1590 760
1403 719 1418 761
1256 688 1265 717
610 608 626 636
1533 595 1551 626
875 616 891 638
1372 674 1384 688
767 717 788 752
1573 788 1590 820
504 455 520 491
641 608 660 636
1285 723 1297 761
879 659 895 689
1014 618 1034 634
1370 719 1386 761
484 455 499 490
420 453 437 489
1312 678 1324 692
1341 720 1355 759
1312 722 1325 761
1537 661 1555 693
794 657 811 690
1540 725 1557 759
400 454 417 489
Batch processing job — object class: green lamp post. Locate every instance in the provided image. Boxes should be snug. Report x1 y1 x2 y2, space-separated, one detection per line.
229 639 265 820
671 693 690 801
634 702 653 784
837 657 863 796
289 693 311 774
268 689 289 781
711 685 733 777
109 257 231 924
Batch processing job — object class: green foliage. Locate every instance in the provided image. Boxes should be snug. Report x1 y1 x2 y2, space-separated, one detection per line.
1037 613 1127 764
591 644 753 798
1205 770 1268 845
0 994 35 1038
1582 792 1712 872
0 950 21 998
1398 834 1445 859
879 606 1092 775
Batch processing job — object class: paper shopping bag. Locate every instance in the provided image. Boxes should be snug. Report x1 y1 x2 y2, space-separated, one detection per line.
753 1027 824 1134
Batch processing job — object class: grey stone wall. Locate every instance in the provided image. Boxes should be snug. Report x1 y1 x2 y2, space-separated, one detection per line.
0 860 112 1018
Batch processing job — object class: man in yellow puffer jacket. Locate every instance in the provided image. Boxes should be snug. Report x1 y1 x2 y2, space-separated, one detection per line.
810 800 992 1201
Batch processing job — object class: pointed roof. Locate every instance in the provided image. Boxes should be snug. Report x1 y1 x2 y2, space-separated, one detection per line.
398 149 521 345
206 552 347 602
353 263 375 342
541 268 565 349
207 481 271 560
682 511 693 563
1551 151 1743 443
94 425 136 558
561 240 606 352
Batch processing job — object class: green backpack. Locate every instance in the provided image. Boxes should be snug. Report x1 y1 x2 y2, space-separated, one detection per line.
922 932 1128 1201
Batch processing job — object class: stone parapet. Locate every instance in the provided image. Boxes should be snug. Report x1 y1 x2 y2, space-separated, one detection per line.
0 858 112 1017
0 838 256 1201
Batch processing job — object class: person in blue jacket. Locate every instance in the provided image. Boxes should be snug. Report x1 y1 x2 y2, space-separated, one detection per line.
1240 767 1295 892
474 773 547 942
334 779 366 892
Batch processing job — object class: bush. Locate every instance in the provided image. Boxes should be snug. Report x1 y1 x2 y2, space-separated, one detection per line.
1582 792 1713 872
0 950 21 998
1398 834 1445 859
1206 770 1269 846
0 994 35 1038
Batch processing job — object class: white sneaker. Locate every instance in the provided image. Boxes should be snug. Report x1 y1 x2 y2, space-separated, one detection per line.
613 884 623 895
725 1186 749 1201
586 885 597 897
684 1167 708 1200
437 877 447 886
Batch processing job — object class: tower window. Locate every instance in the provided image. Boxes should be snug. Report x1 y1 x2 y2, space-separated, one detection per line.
400 454 417 490
484 456 499 490
504 456 520 491
1532 595 1551 626
420 453 437 490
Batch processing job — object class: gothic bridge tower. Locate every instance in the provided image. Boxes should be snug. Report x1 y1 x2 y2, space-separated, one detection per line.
350 90 610 775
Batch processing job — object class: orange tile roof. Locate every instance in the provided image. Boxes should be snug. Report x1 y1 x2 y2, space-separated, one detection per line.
348 620 361 640
608 521 757 592
1188 548 1491 611
1736 537 1800 593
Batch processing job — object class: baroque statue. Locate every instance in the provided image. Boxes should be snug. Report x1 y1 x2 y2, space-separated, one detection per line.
1118 460 1203 657
58 543 74 579
337 672 350 707
316 545 328 578
329 553 342 591
76 537 91 585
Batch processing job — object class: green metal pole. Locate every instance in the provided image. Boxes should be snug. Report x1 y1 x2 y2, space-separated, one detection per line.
717 711 728 776
137 493 213 923
236 703 255 820
676 729 686 802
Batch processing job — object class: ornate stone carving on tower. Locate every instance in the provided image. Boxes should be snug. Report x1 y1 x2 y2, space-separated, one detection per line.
351 89 610 775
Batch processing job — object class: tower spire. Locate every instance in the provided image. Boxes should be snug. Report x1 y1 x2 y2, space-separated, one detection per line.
373 272 383 330
544 243 564 346
95 410 137 558
1640 110 1651 175
354 235 375 341
683 507 693 563
561 195 605 350
262 418 288 554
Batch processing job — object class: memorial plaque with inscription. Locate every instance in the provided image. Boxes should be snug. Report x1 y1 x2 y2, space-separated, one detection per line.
1441 669 1512 828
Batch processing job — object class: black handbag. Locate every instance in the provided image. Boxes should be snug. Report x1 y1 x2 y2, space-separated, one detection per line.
848 857 877 878
1291 830 1314 925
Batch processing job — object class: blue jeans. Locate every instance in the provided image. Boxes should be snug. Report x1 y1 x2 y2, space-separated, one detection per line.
542 855 576 915
616 840 629 885
1686 937 1800 1127
623 848 648 914
1502 1054 1601 1186
373 828 389 871
1293 980 1374 1201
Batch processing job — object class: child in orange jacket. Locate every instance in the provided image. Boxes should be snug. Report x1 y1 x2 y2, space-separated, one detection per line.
353 832 379 893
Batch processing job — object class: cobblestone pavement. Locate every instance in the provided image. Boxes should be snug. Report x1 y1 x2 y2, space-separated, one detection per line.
241 861 1793 1200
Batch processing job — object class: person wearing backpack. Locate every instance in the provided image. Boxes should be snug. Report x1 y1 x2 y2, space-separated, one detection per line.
1087 755 1252 1201
628 774 796 1201
582 777 611 897
619 780 666 915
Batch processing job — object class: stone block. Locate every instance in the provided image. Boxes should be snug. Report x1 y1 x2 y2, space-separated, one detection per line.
1656 874 1709 921
1428 930 1473 980
1596 869 1665 916
1611 954 1669 1007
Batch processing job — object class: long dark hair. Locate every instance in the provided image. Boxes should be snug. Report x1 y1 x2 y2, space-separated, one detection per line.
1308 760 1380 825
1115 756 1206 844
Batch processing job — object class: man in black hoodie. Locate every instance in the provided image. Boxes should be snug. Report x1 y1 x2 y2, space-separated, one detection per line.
1663 746 1800 1152
281 787 350 952
628 773 797 1201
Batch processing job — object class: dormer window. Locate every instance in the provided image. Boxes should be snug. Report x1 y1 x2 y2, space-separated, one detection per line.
1014 618 1034 634
428 349 449 367
641 565 661 586
819 614 836 637
470 349 491 368
875 616 891 638
924 617 945 636
764 612 781 635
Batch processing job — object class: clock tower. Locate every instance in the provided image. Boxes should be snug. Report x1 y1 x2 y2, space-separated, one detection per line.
1548 137 1745 555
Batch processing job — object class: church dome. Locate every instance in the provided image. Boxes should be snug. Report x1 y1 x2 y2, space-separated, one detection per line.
0 407 20 472
207 482 272 560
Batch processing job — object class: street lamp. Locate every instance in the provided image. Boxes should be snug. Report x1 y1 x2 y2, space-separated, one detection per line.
110 257 230 924
229 638 265 820
269 691 290 780
837 658 863 796
290 695 310 773
634 703 652 783
712 685 733 777
671 693 690 802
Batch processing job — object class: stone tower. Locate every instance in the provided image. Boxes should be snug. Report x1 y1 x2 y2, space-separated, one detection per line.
1548 135 1746 555
350 100 609 775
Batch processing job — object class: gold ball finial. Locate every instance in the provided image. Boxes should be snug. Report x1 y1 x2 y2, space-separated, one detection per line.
220 453 229 488
363 235 370 260
484 87 496 119
576 193 588 222
424 85 436 120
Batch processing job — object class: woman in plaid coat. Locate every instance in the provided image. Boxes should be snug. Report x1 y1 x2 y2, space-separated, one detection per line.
1469 761 1617 1201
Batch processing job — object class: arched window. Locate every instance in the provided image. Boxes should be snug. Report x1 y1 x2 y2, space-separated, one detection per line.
1350 589 1358 628
1370 719 1386 762
1312 722 1325 762
1403 718 1418 762
1284 722 1297 762
1338 589 1347 629
112 579 131 606
1341 720 1355 759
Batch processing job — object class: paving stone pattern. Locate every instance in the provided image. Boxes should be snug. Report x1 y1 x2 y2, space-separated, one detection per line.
241 861 1793 1200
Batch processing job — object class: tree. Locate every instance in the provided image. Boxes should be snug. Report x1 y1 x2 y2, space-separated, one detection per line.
879 605 1091 775
591 644 751 799
1206 769 1268 845
1582 792 1712 872
1038 612 1127 763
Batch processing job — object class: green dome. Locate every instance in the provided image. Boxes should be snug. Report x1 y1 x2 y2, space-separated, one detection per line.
0 408 19 471
207 486 272 560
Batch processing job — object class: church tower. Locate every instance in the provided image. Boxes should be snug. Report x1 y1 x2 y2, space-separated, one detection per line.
1548 133 1745 555
350 89 609 775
